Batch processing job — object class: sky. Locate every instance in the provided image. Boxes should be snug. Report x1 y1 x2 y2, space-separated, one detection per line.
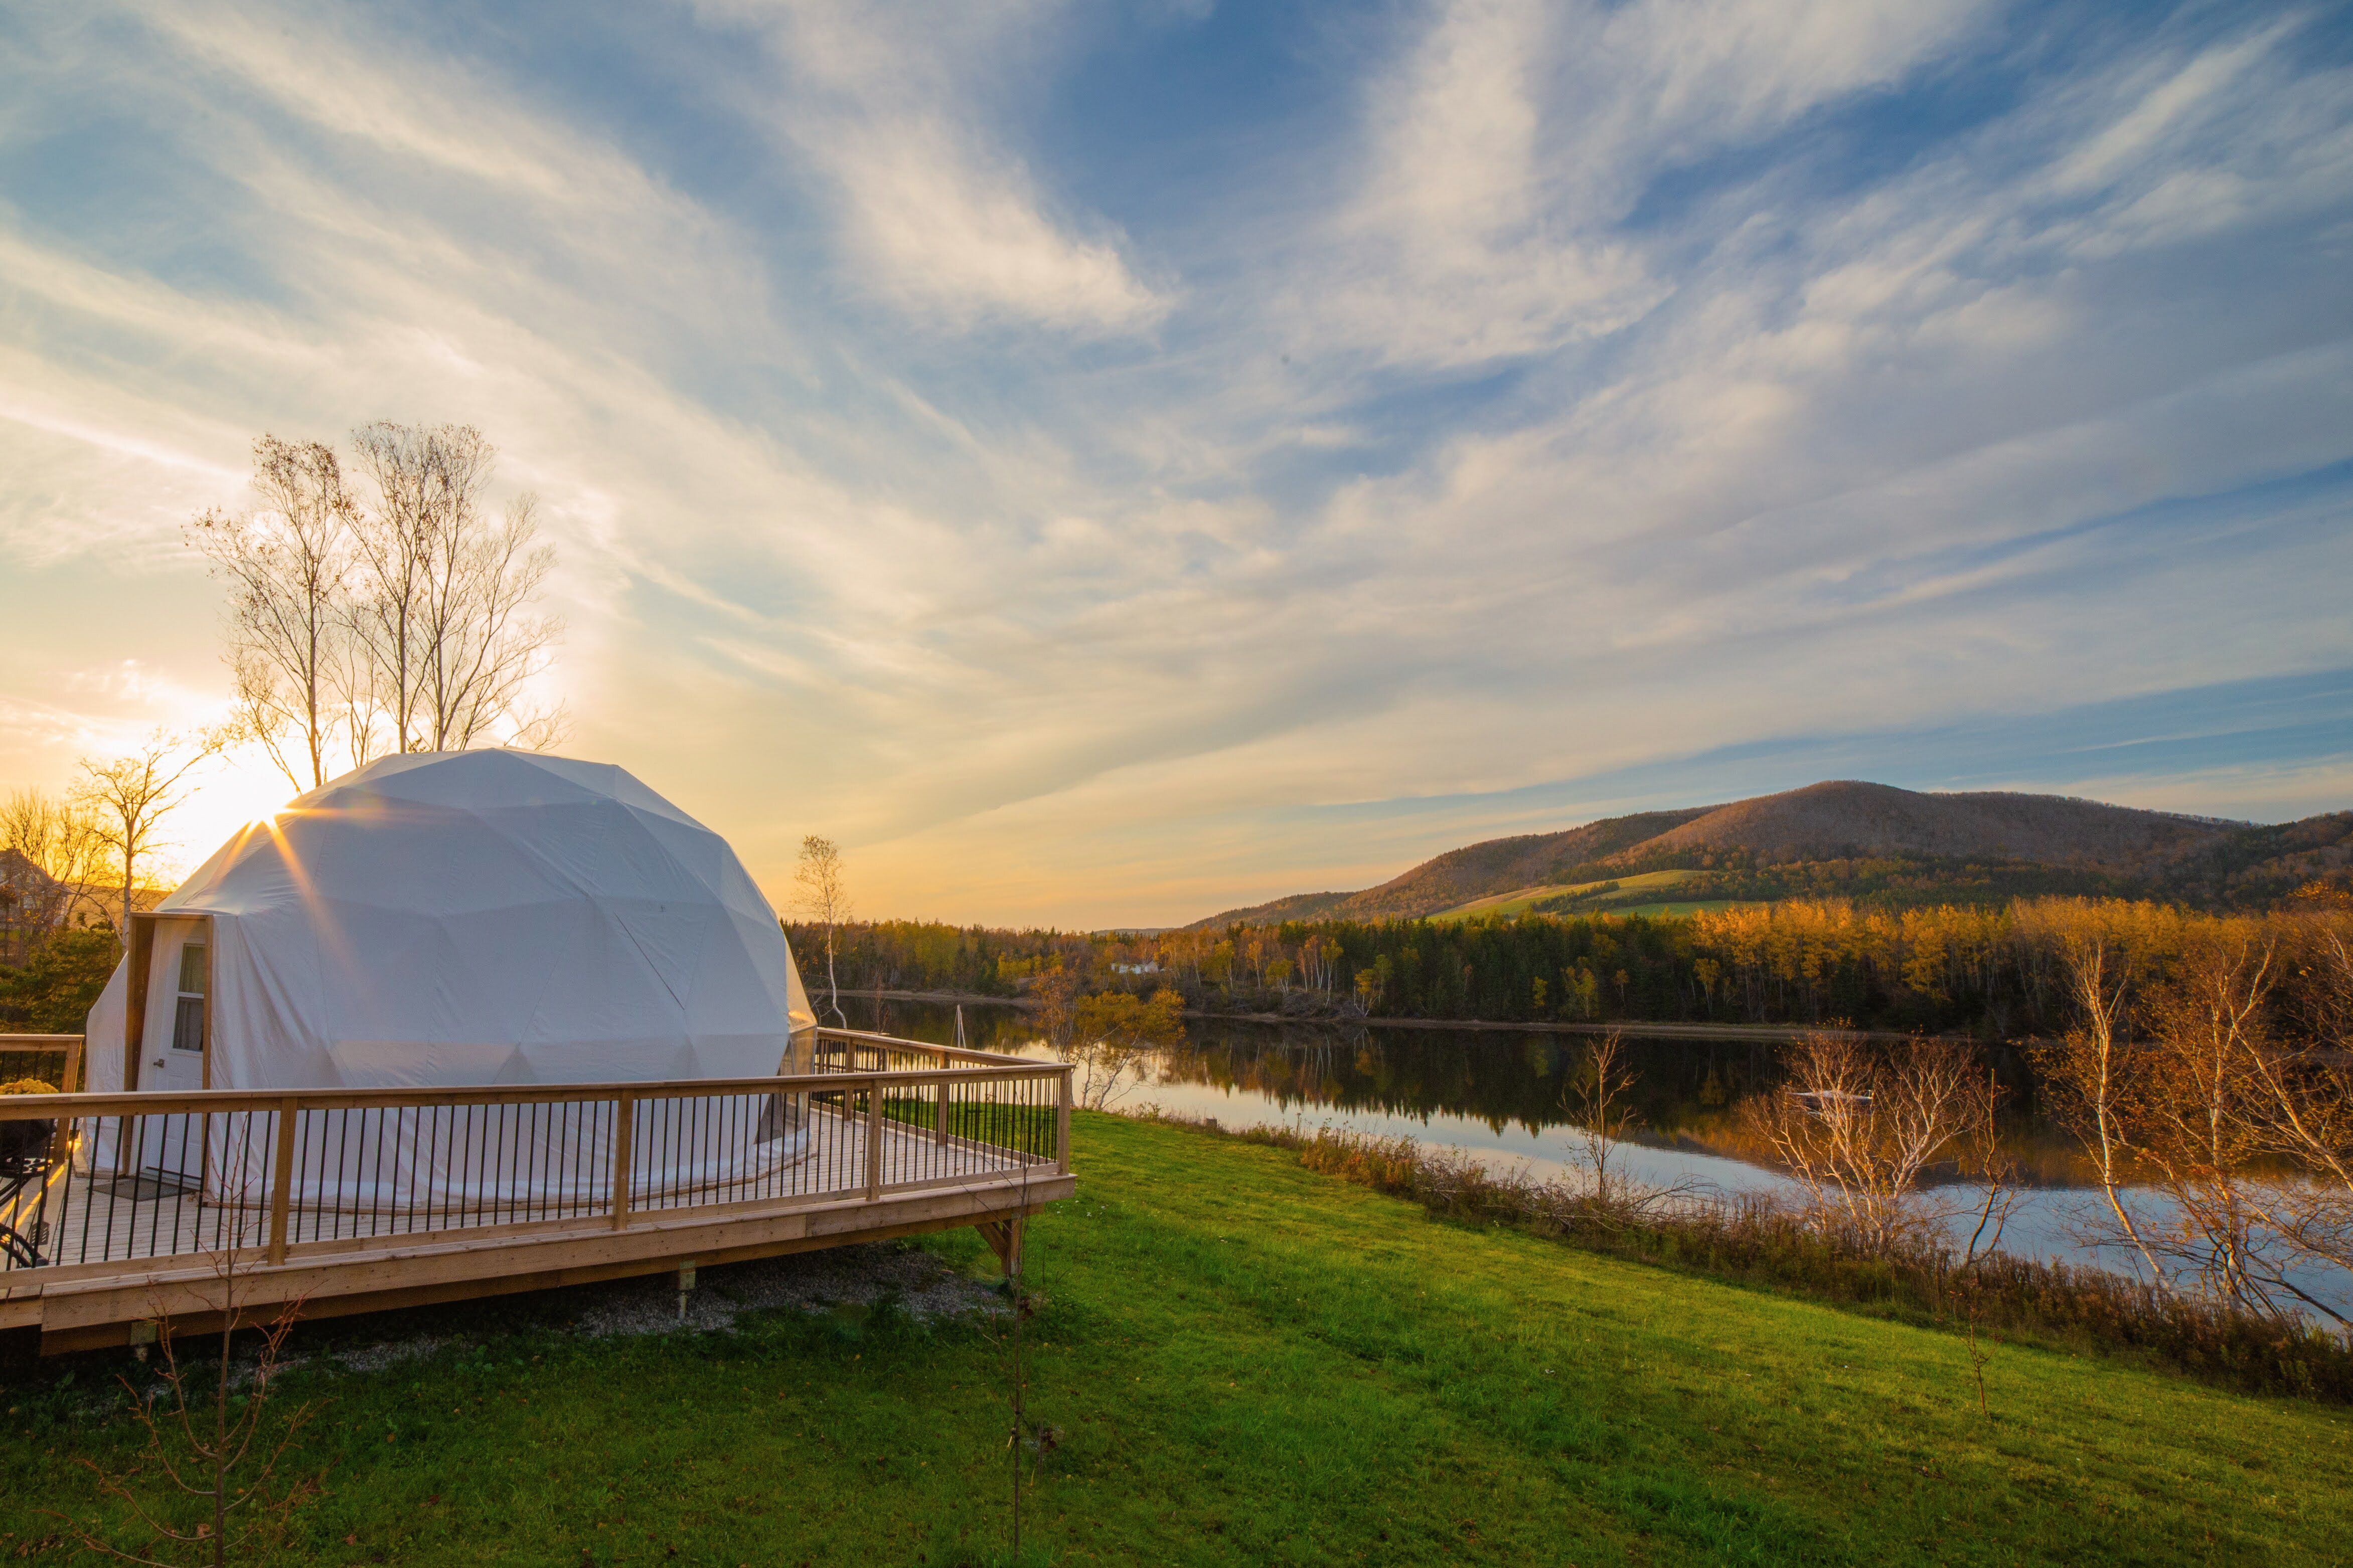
1 0 2349 930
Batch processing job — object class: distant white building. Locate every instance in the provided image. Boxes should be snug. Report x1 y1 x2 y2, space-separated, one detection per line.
1110 960 1160 975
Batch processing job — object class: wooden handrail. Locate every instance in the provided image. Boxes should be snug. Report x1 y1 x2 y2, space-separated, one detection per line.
0 1034 84 1092
813 1026 1031 1068
0 1060 1066 1121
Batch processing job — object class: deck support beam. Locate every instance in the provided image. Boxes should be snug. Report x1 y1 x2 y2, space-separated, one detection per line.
976 1216 1022 1278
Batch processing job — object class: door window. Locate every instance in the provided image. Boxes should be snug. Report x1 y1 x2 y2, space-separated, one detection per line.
171 943 206 1054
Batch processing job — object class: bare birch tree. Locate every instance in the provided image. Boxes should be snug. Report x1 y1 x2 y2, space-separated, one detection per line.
187 437 355 792
1742 1034 1988 1251
2032 926 2168 1286
347 423 559 755
794 834 851 1027
2130 927 2348 1326
2245 919 2353 1300
71 731 225 944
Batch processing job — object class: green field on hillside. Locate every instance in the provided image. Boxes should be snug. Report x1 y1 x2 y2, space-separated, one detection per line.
6 1114 2349 1565
1604 898 1756 918
1436 867 1707 920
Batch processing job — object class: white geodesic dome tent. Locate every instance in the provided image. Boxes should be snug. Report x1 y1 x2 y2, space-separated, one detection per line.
80 750 818 1204
87 749 815 1091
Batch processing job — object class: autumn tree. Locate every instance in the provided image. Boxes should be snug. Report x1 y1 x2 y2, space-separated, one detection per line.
1030 968 1081 1050
1064 987 1184 1110
1 787 106 954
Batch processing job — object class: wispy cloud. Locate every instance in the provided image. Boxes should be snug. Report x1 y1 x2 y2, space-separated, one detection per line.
694 0 1172 333
0 0 2345 924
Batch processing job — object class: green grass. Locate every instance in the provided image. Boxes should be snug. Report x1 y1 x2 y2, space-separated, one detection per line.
1606 899 1758 918
1435 869 1708 921
7 1113 2351 1565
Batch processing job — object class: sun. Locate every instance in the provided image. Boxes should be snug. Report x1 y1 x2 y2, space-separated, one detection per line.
150 744 309 888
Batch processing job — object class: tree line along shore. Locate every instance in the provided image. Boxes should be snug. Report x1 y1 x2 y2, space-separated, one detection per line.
793 893 2353 1037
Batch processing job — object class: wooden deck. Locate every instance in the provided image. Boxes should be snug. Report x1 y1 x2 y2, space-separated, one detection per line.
0 1030 1073 1353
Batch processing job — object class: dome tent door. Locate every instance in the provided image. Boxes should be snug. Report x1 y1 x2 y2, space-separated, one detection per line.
124 913 213 1095
121 912 213 1185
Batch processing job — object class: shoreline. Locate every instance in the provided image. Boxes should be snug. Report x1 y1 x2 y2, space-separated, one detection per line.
824 988 1984 1044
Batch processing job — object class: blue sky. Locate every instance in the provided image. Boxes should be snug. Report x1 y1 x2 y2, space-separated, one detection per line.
1 0 2348 925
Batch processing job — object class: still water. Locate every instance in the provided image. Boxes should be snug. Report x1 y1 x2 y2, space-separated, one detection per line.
848 996 2350 1317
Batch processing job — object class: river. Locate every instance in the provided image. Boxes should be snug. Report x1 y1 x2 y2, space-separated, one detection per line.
843 995 2351 1319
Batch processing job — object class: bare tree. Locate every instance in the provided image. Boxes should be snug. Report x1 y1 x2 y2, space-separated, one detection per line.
2132 927 2341 1325
187 438 356 792
416 489 558 751
2032 926 2168 1286
346 423 558 755
1957 1067 2021 1268
793 834 851 1027
1742 1033 1988 1252
71 732 225 944
1562 1030 1640 1207
2244 918 2353 1303
55 1189 318 1565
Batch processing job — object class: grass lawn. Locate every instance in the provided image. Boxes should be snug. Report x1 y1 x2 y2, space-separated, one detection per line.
6 1113 2351 1565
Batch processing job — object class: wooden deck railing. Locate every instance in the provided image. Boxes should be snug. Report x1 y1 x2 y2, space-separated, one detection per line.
0 1032 1072 1282
0 1034 84 1092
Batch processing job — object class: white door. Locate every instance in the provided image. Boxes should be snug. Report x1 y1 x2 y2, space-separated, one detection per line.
135 928 209 1182
142 932 208 1093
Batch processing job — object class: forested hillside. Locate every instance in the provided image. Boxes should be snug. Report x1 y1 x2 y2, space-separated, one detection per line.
1191 781 2351 926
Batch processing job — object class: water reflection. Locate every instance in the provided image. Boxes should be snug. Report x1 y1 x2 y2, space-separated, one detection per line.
858 997 2072 1178
853 997 2347 1315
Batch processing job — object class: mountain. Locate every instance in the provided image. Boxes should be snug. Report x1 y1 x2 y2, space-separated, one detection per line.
1188 781 2352 927
1637 781 2222 867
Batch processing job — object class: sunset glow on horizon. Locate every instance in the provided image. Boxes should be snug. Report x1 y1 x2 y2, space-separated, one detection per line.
3 1 2348 928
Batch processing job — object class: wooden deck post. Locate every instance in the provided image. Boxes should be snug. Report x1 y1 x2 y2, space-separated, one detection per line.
1056 1068 1073 1175
864 1083 884 1201
934 1050 950 1145
610 1093 636 1230
122 916 153 1095
977 1216 1022 1278
266 1096 298 1265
